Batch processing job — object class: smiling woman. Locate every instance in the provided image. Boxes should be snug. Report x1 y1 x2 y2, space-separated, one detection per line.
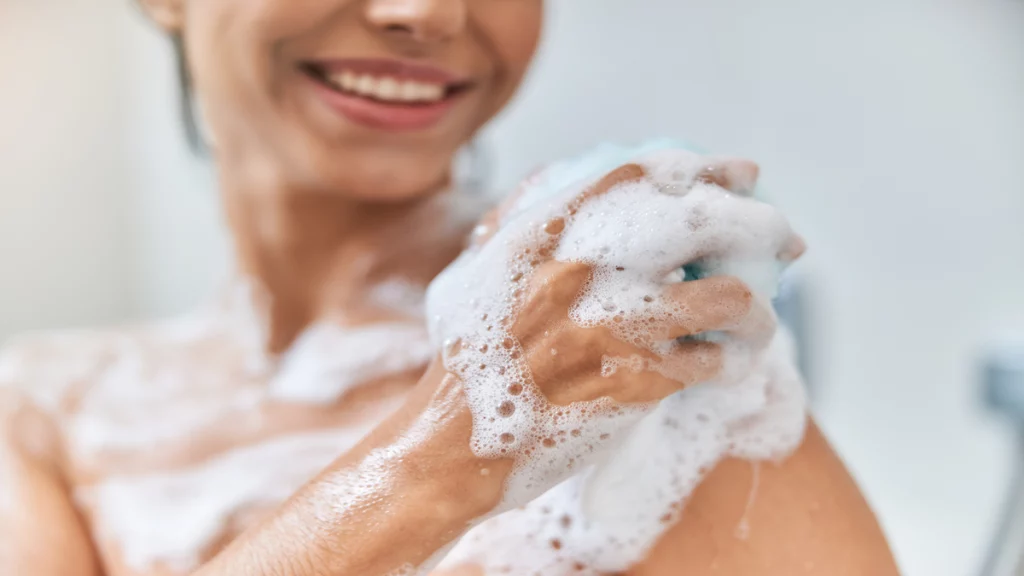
144 0 541 201
0 1 899 576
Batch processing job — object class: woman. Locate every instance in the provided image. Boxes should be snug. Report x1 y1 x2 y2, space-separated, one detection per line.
0 1 900 575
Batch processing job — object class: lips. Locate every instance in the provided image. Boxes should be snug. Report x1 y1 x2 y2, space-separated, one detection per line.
301 58 473 131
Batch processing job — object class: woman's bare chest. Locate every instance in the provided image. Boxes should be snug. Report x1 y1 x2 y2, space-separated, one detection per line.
4 316 434 575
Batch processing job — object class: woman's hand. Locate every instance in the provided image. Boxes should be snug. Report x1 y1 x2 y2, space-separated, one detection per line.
510 259 754 407
426 155 801 505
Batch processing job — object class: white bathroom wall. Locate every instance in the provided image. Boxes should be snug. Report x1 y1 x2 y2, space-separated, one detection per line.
0 0 135 340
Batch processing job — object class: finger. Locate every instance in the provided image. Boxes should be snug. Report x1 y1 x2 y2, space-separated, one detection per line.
697 157 760 197
656 276 755 338
520 163 648 262
779 233 807 262
477 162 647 254
658 340 723 388
613 341 723 404
725 292 776 347
566 163 647 216
651 276 778 347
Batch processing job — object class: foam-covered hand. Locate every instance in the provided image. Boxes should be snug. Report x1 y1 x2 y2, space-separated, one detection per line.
425 148 803 505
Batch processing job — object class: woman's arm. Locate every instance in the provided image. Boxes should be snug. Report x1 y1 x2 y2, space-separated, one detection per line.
196 361 515 576
432 421 900 576
630 420 900 576
0 391 101 576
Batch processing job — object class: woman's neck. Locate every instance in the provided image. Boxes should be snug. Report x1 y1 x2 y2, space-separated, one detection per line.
220 173 478 355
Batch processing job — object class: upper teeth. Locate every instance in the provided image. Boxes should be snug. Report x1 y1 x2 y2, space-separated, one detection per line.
327 72 447 103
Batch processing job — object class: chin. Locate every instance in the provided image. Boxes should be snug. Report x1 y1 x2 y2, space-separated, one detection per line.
313 145 456 203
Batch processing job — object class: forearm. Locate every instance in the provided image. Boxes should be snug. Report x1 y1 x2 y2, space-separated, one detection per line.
197 362 513 576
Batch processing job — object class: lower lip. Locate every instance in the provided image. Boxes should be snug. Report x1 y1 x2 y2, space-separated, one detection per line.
307 77 461 132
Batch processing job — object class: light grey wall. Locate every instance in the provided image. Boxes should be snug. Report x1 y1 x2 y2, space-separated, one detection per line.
0 0 134 339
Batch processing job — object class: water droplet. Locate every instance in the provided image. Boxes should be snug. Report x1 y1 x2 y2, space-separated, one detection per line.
500 433 515 444
508 383 524 396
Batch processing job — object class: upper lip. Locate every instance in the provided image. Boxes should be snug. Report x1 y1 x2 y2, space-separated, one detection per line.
304 58 473 87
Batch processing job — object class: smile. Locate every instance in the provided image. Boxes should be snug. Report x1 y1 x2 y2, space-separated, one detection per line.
301 58 474 131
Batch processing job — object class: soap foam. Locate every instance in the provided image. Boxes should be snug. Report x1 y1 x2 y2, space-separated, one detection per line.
428 142 808 573
79 422 387 571
269 322 434 404
0 275 437 571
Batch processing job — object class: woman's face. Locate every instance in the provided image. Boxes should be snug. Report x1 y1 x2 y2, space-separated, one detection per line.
145 0 543 200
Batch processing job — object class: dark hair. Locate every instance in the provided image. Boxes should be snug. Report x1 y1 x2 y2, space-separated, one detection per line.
172 34 205 154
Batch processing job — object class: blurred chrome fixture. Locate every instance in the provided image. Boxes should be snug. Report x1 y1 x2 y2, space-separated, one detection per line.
979 341 1024 576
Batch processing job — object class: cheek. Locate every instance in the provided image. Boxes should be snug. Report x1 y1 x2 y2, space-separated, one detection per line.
186 0 351 91
183 0 335 140
245 0 356 43
480 4 543 82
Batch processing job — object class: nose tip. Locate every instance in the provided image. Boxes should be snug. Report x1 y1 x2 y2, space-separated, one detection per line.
365 0 467 43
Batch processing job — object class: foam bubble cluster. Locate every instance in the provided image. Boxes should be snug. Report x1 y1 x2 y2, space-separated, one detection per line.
426 140 808 573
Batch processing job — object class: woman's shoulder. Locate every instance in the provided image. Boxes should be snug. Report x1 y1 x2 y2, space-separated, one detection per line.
0 325 140 470
0 320 183 414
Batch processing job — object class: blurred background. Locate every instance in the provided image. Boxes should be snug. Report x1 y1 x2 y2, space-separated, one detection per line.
1 0 1023 574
